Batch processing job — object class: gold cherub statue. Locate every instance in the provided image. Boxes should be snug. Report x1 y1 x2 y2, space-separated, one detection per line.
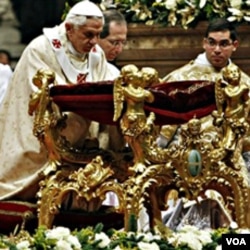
113 64 157 172
213 63 250 152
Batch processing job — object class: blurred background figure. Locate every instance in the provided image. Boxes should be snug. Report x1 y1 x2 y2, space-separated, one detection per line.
0 49 12 65
0 0 15 22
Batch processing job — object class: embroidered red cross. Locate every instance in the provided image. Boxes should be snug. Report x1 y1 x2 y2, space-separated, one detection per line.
52 39 61 49
77 73 87 84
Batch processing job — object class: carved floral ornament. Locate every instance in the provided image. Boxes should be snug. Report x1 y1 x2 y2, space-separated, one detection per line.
65 0 250 29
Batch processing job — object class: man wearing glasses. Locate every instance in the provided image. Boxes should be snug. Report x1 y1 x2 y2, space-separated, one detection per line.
163 18 249 83
159 18 250 147
98 9 127 68
95 9 128 152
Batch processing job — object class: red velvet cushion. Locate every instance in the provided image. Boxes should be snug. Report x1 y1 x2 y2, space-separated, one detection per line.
50 80 216 125
147 80 216 124
51 81 116 125
148 80 215 112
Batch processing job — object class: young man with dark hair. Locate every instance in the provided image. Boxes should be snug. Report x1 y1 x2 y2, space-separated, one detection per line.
163 18 248 82
160 18 250 146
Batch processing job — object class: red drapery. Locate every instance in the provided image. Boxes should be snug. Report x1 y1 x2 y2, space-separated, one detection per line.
50 80 216 125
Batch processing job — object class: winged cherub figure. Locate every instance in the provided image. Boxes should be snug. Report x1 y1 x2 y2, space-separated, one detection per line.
113 65 156 172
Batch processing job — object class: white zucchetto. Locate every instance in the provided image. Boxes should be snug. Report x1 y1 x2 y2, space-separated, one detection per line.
67 0 103 18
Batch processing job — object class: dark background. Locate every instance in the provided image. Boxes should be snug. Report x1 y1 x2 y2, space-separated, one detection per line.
10 0 66 43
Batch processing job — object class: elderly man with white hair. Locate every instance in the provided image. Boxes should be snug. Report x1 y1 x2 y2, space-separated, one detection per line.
0 0 120 201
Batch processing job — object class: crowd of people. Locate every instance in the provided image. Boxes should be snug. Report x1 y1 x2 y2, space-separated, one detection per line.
0 0 250 230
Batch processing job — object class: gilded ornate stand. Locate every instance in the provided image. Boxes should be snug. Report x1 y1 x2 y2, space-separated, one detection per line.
29 65 250 231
